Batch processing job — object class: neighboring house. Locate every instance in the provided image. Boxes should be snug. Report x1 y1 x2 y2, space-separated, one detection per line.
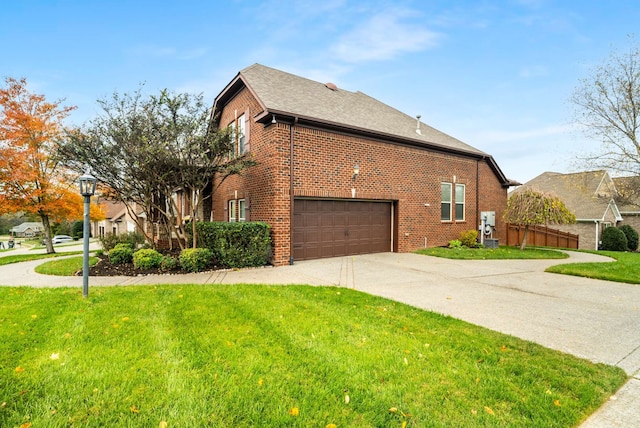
208 64 516 266
613 176 640 232
9 222 44 237
513 171 623 250
92 200 142 237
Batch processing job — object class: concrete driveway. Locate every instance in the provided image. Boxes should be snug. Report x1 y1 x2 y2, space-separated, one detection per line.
1 249 638 425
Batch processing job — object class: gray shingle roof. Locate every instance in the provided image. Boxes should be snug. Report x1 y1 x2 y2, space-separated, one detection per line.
514 171 621 220
237 63 486 156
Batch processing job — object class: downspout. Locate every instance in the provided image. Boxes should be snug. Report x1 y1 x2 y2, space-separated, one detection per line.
476 159 481 234
289 117 298 265
595 220 599 251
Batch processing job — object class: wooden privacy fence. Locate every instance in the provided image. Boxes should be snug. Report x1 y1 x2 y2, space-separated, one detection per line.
506 223 579 249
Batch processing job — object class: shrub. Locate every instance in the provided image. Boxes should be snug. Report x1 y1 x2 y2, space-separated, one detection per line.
448 239 462 249
619 224 639 252
99 232 145 252
187 222 271 268
160 255 179 271
179 248 213 272
601 227 628 252
133 248 163 270
459 230 479 248
109 243 134 264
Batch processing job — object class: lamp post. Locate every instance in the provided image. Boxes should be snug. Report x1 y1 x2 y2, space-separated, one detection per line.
78 169 97 298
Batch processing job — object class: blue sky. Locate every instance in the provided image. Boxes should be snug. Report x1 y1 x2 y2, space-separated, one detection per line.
3 0 639 183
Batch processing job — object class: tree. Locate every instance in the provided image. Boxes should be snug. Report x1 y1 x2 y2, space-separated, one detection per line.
61 87 255 249
570 38 640 180
0 77 89 253
503 189 576 250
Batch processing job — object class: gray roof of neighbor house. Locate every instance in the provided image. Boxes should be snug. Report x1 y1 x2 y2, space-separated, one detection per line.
9 222 44 233
612 176 640 213
213 64 516 187
514 170 622 221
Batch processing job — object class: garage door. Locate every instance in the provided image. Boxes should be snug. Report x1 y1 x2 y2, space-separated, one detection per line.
293 199 392 261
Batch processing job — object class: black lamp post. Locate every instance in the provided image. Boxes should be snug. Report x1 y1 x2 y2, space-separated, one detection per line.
78 169 97 298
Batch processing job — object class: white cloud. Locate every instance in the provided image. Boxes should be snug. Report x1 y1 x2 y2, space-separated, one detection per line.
330 9 441 63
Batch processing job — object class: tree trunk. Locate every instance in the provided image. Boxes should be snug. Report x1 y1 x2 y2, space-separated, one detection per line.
40 213 55 254
520 226 529 250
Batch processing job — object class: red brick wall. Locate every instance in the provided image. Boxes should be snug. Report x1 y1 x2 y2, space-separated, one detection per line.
215 88 509 265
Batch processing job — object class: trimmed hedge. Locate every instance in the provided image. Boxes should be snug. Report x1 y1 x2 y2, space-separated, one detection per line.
619 224 639 252
179 248 213 272
188 222 271 268
601 227 628 252
109 243 134 264
133 249 163 270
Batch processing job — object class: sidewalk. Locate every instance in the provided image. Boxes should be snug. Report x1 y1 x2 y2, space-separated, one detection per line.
0 247 638 426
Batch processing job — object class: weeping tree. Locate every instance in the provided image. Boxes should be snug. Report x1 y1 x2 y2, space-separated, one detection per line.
503 189 576 250
61 87 255 249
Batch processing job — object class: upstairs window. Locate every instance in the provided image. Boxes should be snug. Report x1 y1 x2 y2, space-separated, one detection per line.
237 114 246 154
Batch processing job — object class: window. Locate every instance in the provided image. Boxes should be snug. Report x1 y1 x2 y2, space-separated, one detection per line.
228 200 237 222
238 199 246 222
237 114 246 154
455 184 465 221
228 120 237 158
441 183 452 221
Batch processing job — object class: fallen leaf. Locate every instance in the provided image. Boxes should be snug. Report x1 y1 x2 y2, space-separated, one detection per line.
31 315 37 319
344 394 350 404
15 366 24 373
326 424 337 428
50 353 60 360
484 406 494 415
402 421 407 428
500 345 508 352
159 421 168 428
20 423 31 428
258 379 264 386
121 317 129 321
471 409 477 415
64 333 71 338
554 400 561 407
289 407 299 416
389 407 398 413
130 405 139 413
403 357 409 365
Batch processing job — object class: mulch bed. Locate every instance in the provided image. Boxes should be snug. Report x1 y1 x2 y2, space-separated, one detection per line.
84 254 188 277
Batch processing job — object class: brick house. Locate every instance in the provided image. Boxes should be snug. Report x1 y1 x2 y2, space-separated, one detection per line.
513 170 624 250
211 64 516 265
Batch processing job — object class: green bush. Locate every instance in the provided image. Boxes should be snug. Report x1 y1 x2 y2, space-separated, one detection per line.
601 227 628 252
619 224 639 252
179 248 213 272
160 255 179 271
133 248 163 270
459 230 479 248
448 239 463 249
99 232 145 252
109 243 134 264
187 222 271 268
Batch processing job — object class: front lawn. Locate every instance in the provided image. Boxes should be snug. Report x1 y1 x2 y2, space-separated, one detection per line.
546 251 640 284
416 246 568 260
0 251 83 266
0 284 625 427
34 256 99 276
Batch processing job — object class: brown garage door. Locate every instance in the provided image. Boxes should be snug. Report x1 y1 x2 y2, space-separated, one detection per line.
293 199 392 261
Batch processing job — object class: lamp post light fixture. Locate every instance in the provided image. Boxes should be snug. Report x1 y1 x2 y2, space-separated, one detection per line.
78 169 97 298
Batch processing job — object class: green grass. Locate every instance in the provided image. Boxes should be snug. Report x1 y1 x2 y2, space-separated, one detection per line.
34 256 98 276
416 246 569 260
0 285 626 427
0 251 83 266
546 251 640 284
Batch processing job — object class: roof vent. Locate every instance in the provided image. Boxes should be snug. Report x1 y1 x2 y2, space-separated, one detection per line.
325 82 338 91
416 115 422 135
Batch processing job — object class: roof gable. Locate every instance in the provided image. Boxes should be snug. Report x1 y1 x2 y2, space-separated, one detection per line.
514 171 623 221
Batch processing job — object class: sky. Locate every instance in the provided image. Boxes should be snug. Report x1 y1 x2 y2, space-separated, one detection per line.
3 0 640 184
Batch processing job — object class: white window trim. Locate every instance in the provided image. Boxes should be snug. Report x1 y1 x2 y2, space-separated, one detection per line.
441 182 452 222
228 200 237 222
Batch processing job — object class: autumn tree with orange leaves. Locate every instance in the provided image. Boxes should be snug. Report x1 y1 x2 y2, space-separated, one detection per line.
0 77 100 253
